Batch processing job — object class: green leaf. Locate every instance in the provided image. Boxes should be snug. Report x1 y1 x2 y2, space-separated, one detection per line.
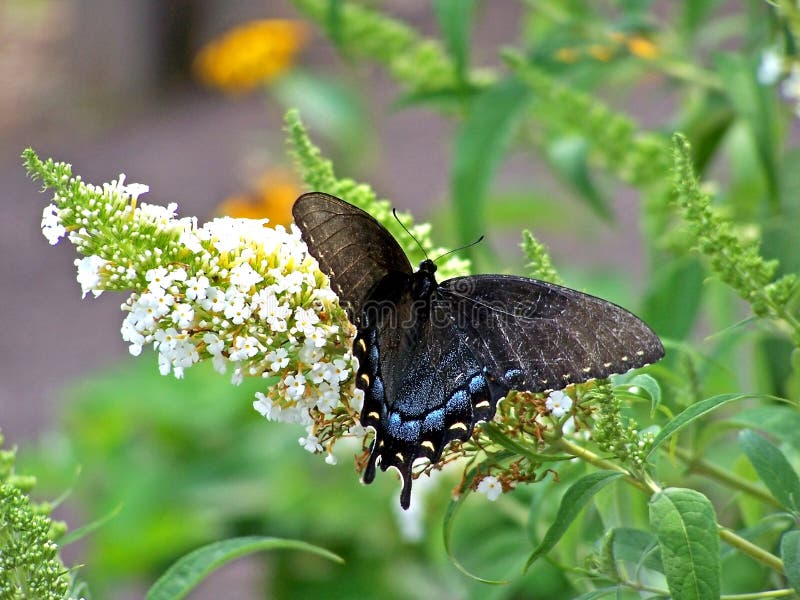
645 393 763 460
606 527 664 574
716 53 780 208
391 84 480 111
679 0 722 37
524 470 624 570
272 70 367 151
649 488 721 600
325 0 343 48
145 536 343 600
641 257 705 341
613 373 662 416
781 530 800 595
546 136 612 222
60 502 122 546
739 430 800 512
572 588 621 600
481 423 573 463
451 78 530 251
679 90 735 176
729 406 800 450
432 0 476 84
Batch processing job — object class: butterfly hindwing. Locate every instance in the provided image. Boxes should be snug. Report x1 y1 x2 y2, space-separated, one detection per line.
291 192 412 321
438 275 664 391
354 285 506 509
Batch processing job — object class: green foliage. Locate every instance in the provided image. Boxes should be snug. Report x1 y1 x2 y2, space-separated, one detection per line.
670 134 800 344
738 430 800 513
521 230 563 285
451 78 531 251
503 51 671 189
145 537 342 600
290 0 465 93
782 530 800 595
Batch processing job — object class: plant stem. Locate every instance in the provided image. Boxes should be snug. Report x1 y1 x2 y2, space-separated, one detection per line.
718 526 785 574
554 437 785 575
554 437 657 493
671 446 783 509
721 589 797 599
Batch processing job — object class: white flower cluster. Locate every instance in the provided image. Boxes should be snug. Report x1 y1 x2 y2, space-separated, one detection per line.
757 48 800 119
36 164 360 447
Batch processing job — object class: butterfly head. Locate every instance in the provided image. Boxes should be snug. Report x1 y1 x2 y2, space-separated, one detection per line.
418 259 437 274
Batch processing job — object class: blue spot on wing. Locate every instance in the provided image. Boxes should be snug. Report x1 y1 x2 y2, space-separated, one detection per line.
422 408 445 433
446 389 469 414
468 373 488 396
371 376 385 400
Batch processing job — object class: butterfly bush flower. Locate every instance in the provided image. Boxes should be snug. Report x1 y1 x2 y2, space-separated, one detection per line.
25 148 469 466
476 475 503 501
545 390 573 419
758 48 783 86
24 149 363 452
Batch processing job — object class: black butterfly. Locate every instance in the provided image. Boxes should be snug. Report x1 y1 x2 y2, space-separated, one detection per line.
292 192 664 509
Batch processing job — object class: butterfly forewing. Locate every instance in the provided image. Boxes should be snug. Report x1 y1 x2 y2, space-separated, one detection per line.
292 192 412 322
438 275 664 391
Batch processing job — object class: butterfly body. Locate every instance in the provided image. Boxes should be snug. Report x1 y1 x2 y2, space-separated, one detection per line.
292 192 664 509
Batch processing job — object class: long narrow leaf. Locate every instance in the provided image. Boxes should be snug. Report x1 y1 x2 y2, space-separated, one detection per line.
546 136 612 222
145 536 343 600
432 0 476 84
739 430 800 512
524 470 624 571
781 530 800 595
646 393 771 460
481 423 574 462
451 79 530 252
717 53 780 208
442 466 508 585
60 503 122 546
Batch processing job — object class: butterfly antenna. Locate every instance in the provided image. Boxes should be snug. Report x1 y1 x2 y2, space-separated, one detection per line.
432 235 485 263
393 208 429 260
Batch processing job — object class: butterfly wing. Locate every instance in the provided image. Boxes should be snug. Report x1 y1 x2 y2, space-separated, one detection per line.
438 275 664 392
355 288 500 509
292 192 412 322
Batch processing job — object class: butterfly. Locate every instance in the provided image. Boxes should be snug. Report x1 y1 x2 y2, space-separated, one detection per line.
292 192 664 509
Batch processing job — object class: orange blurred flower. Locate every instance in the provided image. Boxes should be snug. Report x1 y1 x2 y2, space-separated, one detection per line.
626 36 660 59
216 169 301 227
194 20 309 93
588 44 613 62
555 47 580 63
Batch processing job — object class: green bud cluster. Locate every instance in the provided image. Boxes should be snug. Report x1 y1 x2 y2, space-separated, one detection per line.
504 51 671 189
586 384 653 468
0 433 76 600
521 230 563 285
290 0 462 93
671 134 800 345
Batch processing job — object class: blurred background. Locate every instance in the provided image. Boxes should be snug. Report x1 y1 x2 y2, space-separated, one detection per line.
2 0 796 598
